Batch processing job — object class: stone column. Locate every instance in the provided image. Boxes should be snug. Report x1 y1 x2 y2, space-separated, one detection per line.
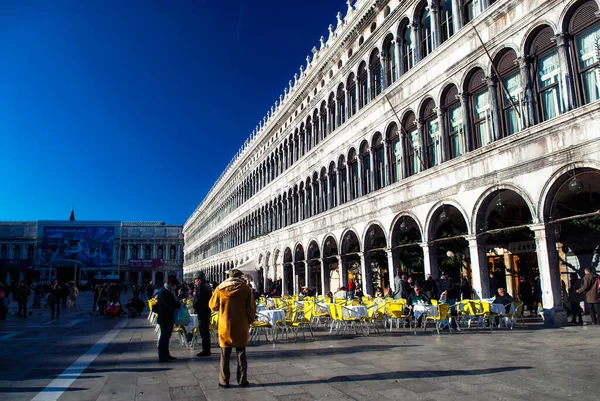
303 260 310 289
281 262 287 295
336 169 343 205
345 164 352 200
437 107 448 163
152 270 157 284
381 53 388 89
411 21 420 63
319 259 327 296
368 148 375 192
553 33 575 112
358 252 369 295
467 235 489 299
416 120 425 172
485 76 502 141
326 173 332 209
292 262 298 295
137 272 143 286
458 93 474 152
357 157 364 196
451 0 461 33
127 244 132 260
336 255 346 288
420 243 439 279
429 1 440 51
386 249 395 293
531 224 567 327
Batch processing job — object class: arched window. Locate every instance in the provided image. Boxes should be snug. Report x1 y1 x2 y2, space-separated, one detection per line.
27 244 35 260
383 35 397 85
372 133 385 190
360 141 371 195
400 19 414 73
328 92 336 133
387 123 401 183
306 116 313 151
144 245 151 259
299 124 305 158
14 245 21 260
170 245 176 260
320 101 327 141
347 73 357 117
312 172 320 214
403 112 420 176
313 109 320 146
305 179 312 218
338 155 348 204
527 26 563 121
132 245 139 259
567 0 600 105
418 3 433 58
495 49 524 136
321 168 329 212
442 84 465 159
370 49 383 98
439 0 454 44
348 149 359 200
337 83 346 126
158 246 164 259
466 68 493 148
421 99 440 168
358 62 368 109
329 162 338 208
461 0 477 25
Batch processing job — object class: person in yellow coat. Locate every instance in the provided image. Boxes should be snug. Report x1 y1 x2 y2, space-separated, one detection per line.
208 269 255 388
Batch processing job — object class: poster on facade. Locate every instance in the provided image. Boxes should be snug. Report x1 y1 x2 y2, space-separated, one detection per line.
41 226 115 268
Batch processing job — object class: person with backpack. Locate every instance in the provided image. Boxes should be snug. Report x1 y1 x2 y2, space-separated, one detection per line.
576 268 600 325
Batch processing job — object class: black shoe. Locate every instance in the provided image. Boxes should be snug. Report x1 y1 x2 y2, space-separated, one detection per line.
167 355 177 360
159 358 172 363
218 383 230 388
239 382 250 387
196 351 211 357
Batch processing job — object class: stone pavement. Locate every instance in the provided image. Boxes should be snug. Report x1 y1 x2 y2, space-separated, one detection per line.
1 296 599 401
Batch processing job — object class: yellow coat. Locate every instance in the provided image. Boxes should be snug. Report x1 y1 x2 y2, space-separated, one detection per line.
209 278 256 348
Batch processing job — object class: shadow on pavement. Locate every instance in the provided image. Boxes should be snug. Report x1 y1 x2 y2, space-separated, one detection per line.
0 387 87 393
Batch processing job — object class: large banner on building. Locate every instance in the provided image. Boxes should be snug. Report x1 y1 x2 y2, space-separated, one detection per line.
42 226 115 268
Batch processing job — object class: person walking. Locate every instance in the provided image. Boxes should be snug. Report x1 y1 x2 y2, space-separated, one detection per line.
576 268 600 325
209 269 255 388
568 273 584 325
193 272 213 357
92 285 101 312
97 283 109 316
48 280 62 320
70 285 79 308
14 281 31 318
157 277 181 362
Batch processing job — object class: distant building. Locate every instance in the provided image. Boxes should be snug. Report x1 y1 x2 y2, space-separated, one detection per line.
0 217 183 287
183 0 600 327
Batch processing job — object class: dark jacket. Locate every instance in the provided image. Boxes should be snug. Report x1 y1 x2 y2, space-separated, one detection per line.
407 291 430 306
49 284 62 303
193 280 213 316
438 277 454 294
577 273 600 304
14 285 30 303
517 280 533 302
489 276 500 296
157 285 180 326
424 278 438 299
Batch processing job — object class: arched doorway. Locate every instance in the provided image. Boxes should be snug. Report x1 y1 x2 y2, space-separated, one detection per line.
283 247 293 295
294 244 306 293
340 230 362 294
427 204 469 298
390 215 424 284
306 240 321 295
475 188 536 301
323 235 339 294
364 224 388 295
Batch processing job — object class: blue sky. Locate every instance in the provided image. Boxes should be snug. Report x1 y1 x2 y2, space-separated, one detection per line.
0 0 343 224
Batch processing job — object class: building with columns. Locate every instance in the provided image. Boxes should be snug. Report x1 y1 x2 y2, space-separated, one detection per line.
0 219 183 287
183 0 600 326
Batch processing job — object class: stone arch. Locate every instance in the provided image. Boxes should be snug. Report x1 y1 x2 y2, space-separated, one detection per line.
424 200 471 242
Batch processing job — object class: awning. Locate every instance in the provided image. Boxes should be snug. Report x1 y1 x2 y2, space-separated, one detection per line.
235 259 260 283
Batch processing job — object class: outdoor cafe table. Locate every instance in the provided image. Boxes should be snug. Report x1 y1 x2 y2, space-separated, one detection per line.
413 304 437 319
261 309 286 327
342 305 368 319
485 302 507 315
316 302 330 315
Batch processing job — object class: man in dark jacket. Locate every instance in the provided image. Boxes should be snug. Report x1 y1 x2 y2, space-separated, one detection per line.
49 280 62 320
193 272 213 357
157 277 181 362
489 272 500 297
577 268 600 325
14 281 31 318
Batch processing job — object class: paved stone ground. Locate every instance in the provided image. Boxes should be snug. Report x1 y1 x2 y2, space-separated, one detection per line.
1 293 599 401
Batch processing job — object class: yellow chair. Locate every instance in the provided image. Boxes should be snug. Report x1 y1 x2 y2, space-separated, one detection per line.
364 302 386 335
250 312 273 343
290 304 314 341
425 303 450 335
431 299 438 306
386 300 409 330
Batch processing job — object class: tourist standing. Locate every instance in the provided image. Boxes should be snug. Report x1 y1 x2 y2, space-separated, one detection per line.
157 277 181 362
49 280 62 320
517 276 533 316
209 269 255 388
193 272 213 357
70 285 79 308
568 273 584 325
98 283 108 315
576 268 600 325
14 281 30 318
92 285 100 312
146 282 154 300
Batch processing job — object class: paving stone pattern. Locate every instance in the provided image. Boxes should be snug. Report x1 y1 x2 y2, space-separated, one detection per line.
1 293 599 401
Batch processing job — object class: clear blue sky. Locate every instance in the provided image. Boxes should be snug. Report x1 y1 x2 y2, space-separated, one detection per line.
0 0 343 224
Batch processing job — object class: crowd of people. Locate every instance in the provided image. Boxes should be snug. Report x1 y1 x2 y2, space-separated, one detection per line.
0 279 80 320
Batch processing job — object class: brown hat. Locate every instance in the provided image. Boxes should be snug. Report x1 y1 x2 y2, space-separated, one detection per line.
228 269 243 278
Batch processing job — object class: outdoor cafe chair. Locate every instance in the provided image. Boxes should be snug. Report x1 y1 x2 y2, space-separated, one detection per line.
290 304 315 341
250 312 273 344
424 303 450 335
386 300 409 331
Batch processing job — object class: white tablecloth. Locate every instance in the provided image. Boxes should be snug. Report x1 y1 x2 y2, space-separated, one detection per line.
413 304 437 319
266 298 276 309
256 304 268 312
261 309 286 327
486 303 507 315
342 305 367 319
316 302 331 315
187 314 199 333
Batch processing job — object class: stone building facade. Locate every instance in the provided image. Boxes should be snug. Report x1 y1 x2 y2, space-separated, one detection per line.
183 0 600 326
0 220 183 287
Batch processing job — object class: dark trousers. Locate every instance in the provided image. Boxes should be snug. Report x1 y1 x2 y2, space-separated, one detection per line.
93 299 98 312
98 302 106 315
158 324 174 360
219 347 247 385
18 301 27 317
51 302 60 319
589 303 600 324
199 313 211 353
570 301 583 322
